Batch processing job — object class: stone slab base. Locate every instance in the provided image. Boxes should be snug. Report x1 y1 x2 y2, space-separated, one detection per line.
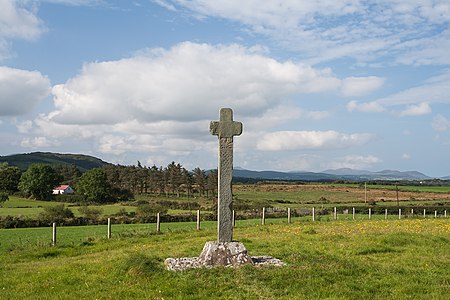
165 241 286 271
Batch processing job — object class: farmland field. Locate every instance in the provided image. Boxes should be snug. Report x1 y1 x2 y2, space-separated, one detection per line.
233 183 450 207
0 218 449 299
2 183 450 219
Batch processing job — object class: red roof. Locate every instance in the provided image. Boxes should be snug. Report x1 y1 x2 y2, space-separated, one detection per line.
54 185 70 190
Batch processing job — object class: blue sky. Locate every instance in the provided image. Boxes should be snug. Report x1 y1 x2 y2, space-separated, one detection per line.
1 0 450 177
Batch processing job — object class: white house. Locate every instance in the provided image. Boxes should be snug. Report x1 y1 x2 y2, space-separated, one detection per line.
52 185 75 195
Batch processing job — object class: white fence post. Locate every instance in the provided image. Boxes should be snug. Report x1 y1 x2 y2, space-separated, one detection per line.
423 209 426 218
369 208 372 220
107 218 111 239
385 208 388 220
399 208 402 220
262 207 265 225
445 210 447 218
156 212 161 234
334 207 337 220
312 207 315 222
196 209 200 230
52 222 56 246
435 210 437 218
352 207 355 220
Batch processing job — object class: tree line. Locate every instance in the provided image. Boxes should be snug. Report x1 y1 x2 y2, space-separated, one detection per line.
0 162 218 203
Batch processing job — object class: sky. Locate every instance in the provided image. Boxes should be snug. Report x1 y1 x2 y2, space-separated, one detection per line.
1 0 450 177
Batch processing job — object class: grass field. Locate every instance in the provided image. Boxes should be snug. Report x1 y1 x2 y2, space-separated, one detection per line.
2 183 450 219
234 183 450 207
0 218 449 299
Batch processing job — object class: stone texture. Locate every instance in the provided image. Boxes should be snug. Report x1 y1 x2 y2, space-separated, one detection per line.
164 241 286 271
210 108 242 242
198 241 253 267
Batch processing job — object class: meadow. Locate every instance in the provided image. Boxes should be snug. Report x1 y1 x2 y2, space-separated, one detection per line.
0 218 449 299
2 183 450 219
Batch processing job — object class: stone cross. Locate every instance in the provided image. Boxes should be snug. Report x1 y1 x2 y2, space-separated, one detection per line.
210 108 243 242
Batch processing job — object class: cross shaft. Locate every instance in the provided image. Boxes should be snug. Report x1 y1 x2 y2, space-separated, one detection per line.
210 108 242 242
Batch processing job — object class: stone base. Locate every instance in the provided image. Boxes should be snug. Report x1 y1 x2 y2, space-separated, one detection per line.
198 241 254 266
165 241 286 271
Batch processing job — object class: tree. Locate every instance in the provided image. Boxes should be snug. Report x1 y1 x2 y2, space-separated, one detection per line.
76 168 112 203
78 205 103 221
0 165 21 194
40 204 74 224
19 164 61 200
0 192 8 207
193 168 206 196
206 169 218 198
52 164 81 186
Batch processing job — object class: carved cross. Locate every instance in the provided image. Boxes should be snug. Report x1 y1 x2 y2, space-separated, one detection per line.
210 108 243 242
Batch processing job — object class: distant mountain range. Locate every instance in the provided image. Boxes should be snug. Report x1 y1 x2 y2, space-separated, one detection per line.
0 152 110 172
0 152 446 181
234 167 437 181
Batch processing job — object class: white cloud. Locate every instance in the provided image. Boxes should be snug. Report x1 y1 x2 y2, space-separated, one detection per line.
375 70 450 107
341 76 385 97
257 130 375 151
20 136 59 148
326 155 382 170
0 0 46 60
0 0 45 40
163 1 450 65
399 102 431 117
402 153 411 160
432 114 450 132
347 100 385 113
43 0 104 6
16 120 33 133
0 67 51 116
48 42 343 127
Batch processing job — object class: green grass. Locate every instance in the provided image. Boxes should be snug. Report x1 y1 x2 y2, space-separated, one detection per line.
0 218 449 299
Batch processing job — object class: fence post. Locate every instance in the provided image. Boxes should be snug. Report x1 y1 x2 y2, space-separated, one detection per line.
411 209 414 218
107 218 111 239
435 210 437 218
352 207 355 220
287 208 291 223
196 210 200 230
399 208 402 220
423 209 426 218
262 207 265 225
52 222 56 246
312 207 315 222
445 210 447 218
232 210 236 227
385 208 388 220
369 208 371 220
334 207 337 220
156 212 161 234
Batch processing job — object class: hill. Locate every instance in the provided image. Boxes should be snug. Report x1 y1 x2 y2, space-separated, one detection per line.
234 168 432 181
0 152 110 172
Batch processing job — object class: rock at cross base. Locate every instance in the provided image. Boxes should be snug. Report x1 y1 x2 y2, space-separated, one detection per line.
198 241 253 267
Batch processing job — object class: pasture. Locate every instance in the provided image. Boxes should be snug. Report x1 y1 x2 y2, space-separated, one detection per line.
0 218 449 299
2 183 450 219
